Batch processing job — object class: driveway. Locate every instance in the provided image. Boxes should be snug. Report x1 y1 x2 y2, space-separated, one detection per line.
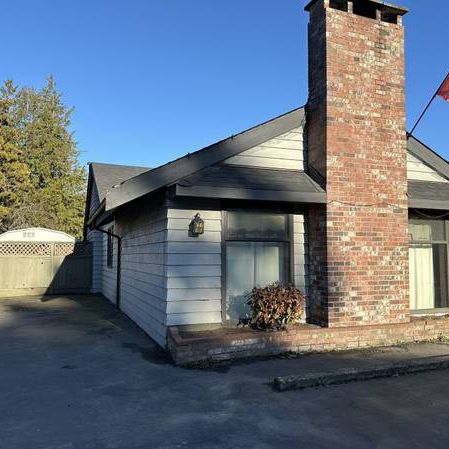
1 295 449 449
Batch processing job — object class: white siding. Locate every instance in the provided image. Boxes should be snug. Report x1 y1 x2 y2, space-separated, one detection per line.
165 209 222 326
224 127 305 170
89 205 310 346
87 228 103 293
293 214 309 322
87 185 104 294
101 222 117 304
407 153 448 182
292 214 308 294
119 208 168 347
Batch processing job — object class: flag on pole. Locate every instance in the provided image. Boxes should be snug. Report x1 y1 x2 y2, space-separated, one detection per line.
438 74 449 102
409 71 449 135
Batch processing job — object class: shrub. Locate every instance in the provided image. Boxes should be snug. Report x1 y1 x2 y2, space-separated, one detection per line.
246 283 305 331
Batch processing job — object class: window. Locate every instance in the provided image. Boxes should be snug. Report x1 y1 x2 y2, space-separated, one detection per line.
409 220 449 311
225 211 290 321
107 226 114 269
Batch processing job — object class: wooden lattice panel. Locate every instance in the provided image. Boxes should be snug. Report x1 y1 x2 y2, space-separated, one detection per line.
54 242 92 257
0 243 52 257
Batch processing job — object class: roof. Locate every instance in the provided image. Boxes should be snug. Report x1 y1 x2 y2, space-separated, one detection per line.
101 108 306 213
90 162 150 202
85 105 449 227
409 181 449 210
175 165 326 204
407 136 449 182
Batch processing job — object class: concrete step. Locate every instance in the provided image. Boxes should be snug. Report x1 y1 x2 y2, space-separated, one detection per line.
274 355 449 391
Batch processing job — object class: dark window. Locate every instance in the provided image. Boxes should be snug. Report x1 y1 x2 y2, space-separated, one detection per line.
225 211 290 321
409 219 449 311
107 226 114 269
433 244 449 309
227 211 288 240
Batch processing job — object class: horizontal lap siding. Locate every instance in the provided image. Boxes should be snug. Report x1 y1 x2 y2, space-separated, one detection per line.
293 214 309 322
166 209 222 326
87 187 103 293
224 127 305 170
87 228 103 293
118 208 168 347
407 153 448 182
101 224 117 305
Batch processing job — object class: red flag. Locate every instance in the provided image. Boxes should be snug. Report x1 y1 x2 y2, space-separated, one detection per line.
438 74 449 101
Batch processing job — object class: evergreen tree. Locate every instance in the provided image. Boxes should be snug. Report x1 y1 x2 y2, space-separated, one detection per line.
0 81 31 232
0 77 86 238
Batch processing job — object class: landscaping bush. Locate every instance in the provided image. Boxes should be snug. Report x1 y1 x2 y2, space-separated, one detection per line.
246 283 305 330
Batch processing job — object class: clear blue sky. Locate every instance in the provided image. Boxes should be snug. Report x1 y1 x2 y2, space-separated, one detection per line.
3 0 449 169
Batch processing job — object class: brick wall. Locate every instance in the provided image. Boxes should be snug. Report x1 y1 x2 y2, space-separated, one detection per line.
307 0 409 327
168 317 449 365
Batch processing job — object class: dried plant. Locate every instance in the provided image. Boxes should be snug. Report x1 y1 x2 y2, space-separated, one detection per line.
246 283 305 331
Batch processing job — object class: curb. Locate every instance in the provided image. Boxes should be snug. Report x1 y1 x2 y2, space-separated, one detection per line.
273 356 449 392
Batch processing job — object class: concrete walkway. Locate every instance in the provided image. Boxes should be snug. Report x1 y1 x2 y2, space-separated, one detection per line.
2 295 449 449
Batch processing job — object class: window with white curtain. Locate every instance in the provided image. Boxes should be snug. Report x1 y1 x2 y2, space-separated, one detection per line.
225 211 290 321
409 219 449 311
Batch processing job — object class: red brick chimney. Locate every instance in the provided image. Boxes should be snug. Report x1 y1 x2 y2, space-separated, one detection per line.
305 0 410 327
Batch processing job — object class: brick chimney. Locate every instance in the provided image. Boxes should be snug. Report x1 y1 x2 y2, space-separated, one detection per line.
305 0 410 327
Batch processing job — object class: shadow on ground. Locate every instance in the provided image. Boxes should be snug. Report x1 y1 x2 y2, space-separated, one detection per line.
1 294 449 449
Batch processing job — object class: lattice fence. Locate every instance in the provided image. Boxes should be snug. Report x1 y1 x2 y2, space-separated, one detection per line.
0 242 91 257
0 243 52 257
0 241 92 295
54 243 92 257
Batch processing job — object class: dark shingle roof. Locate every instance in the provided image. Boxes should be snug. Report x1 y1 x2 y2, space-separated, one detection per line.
104 108 306 212
90 162 150 202
409 181 449 210
175 165 326 203
86 105 449 226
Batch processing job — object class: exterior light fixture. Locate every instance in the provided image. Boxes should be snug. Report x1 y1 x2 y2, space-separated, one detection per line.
189 213 204 237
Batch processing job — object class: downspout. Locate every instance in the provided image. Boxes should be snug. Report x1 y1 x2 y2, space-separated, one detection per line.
89 225 122 310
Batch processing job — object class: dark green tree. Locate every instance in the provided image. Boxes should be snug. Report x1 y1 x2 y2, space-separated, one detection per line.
0 81 31 232
0 77 86 238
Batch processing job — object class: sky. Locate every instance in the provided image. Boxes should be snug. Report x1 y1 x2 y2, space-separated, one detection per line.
2 0 449 169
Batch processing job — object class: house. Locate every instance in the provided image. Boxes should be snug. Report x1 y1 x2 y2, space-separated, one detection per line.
84 0 449 362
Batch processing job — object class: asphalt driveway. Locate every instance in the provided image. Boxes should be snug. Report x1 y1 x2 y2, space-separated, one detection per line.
1 294 449 449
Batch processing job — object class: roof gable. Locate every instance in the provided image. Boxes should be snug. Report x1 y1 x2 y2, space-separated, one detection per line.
84 162 151 234
407 152 448 183
86 107 449 225
104 108 305 212
91 162 150 202
224 126 305 171
407 136 449 182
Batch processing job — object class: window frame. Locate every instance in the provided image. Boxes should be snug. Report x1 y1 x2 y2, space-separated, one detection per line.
409 218 449 314
221 209 293 324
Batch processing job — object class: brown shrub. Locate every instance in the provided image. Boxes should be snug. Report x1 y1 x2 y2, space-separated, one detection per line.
246 283 305 331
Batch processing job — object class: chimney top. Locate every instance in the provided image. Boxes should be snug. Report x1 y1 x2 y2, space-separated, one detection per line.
305 0 408 21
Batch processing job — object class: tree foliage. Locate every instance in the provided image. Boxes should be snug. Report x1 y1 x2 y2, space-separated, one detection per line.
0 77 86 238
